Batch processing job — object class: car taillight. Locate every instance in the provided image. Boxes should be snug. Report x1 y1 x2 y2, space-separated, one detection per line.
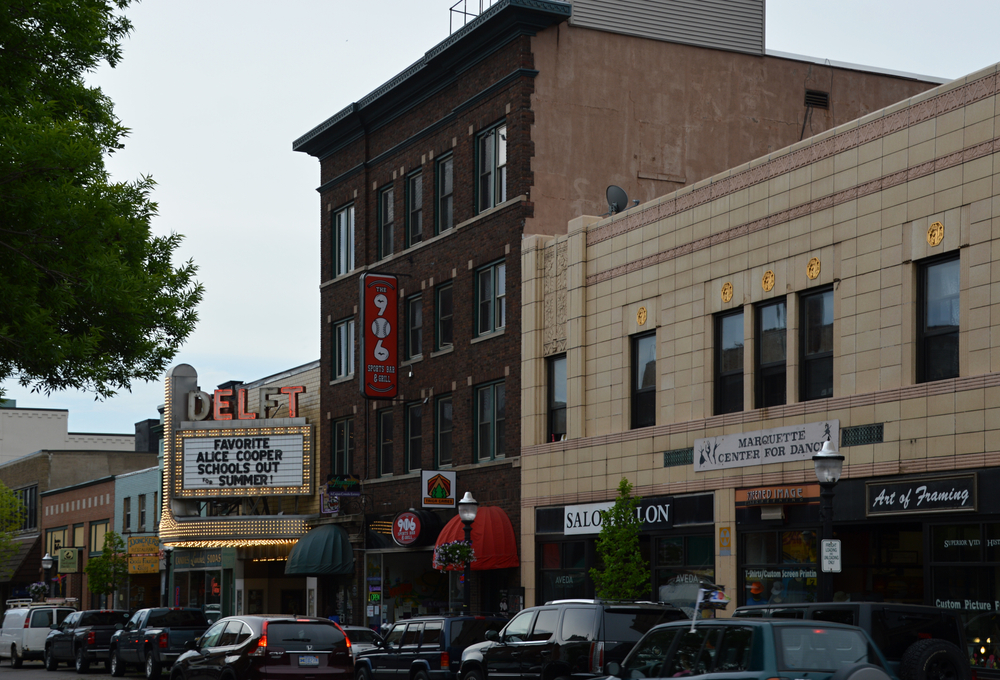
159 632 168 649
251 621 268 657
87 631 96 646
331 621 350 653
589 641 604 673
441 652 450 670
23 617 29 629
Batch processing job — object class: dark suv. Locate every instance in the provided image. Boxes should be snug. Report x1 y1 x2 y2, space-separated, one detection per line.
458 600 686 680
355 615 506 680
732 602 970 680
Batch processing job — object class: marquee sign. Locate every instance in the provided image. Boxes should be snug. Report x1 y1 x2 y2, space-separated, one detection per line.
175 425 313 498
359 273 399 399
694 420 839 472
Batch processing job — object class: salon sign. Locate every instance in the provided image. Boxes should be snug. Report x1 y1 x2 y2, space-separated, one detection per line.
694 420 838 472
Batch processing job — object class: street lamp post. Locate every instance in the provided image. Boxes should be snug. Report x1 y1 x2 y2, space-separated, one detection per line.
813 439 844 603
41 552 54 599
458 492 479 614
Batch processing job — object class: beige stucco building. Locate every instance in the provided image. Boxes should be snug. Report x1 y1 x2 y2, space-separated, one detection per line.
522 59 1000 642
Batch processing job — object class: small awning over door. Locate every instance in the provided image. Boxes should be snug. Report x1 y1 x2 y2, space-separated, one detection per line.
284 524 354 576
434 506 519 571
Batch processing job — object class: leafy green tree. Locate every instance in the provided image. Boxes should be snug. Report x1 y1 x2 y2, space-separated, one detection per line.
0 0 203 399
590 478 650 600
0 483 25 581
84 530 128 600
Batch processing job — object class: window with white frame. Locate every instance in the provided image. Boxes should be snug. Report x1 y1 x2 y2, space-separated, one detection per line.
437 155 454 233
476 260 505 336
406 402 422 472
477 124 507 212
436 395 453 467
333 417 354 476
475 380 505 461
333 317 355 379
333 204 355 277
379 185 394 259
406 294 422 359
407 171 423 246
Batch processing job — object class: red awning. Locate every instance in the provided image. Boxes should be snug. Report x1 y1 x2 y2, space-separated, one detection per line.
434 506 519 571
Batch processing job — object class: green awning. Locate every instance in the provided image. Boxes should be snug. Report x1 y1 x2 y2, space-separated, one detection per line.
285 524 354 576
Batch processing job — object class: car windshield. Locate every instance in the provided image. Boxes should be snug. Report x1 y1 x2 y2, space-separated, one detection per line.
777 626 875 671
80 612 129 626
147 610 208 627
347 629 380 644
622 628 681 678
267 623 343 649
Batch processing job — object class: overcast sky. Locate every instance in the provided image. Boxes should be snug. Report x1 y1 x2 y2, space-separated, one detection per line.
5 0 1000 435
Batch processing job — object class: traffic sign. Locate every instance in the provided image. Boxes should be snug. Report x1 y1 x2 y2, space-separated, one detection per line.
821 539 842 573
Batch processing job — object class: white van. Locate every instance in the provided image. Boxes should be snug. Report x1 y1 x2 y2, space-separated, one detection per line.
0 600 76 666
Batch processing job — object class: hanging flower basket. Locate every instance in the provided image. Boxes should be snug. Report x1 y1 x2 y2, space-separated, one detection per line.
433 540 476 571
28 581 47 601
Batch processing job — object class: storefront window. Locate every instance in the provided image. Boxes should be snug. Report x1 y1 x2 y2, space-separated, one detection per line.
538 540 589 603
933 524 981 562
654 535 715 615
742 530 817 605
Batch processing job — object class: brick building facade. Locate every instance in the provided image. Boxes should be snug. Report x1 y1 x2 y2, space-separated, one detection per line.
293 0 942 619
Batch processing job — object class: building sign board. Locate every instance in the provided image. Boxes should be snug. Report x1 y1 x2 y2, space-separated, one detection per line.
866 474 976 516
392 511 422 546
128 536 160 555
736 484 820 506
129 554 159 574
694 420 838 472
359 273 399 399
422 470 456 508
564 496 673 535
57 547 79 573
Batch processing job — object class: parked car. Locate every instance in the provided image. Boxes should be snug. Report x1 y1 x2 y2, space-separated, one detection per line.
604 618 894 680
110 607 210 679
732 602 970 680
169 615 352 680
458 600 686 680
356 614 506 680
0 600 77 667
341 625 382 659
43 608 129 674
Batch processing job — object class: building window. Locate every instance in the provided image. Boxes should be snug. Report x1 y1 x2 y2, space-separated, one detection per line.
90 521 108 554
547 354 567 442
436 395 453 467
123 497 131 533
407 171 423 246
138 495 146 532
919 254 960 383
378 409 393 476
406 294 423 359
46 527 67 556
631 333 656 428
476 260 506 336
378 185 394 259
437 155 454 233
755 300 787 408
800 288 833 400
333 418 354 476
436 283 453 350
333 317 355 379
715 310 744 415
14 485 37 531
73 524 85 548
333 204 355 277
477 124 507 212
406 403 422 472
475 381 505 461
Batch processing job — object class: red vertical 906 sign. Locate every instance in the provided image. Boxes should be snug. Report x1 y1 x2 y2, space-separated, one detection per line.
359 273 398 399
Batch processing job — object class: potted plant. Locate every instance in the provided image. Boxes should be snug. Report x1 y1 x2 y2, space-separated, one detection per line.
433 540 475 571
28 581 47 601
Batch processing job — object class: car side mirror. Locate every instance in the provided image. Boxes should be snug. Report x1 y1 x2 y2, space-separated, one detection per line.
50 623 58 630
604 662 622 677
185 639 198 651
485 629 499 642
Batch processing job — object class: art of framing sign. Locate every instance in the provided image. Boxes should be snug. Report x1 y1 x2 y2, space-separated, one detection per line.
422 470 456 508
694 420 839 472
175 425 313 497
359 273 398 399
867 474 976 516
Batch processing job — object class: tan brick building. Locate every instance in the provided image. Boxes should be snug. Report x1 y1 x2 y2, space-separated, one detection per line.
522 59 1000 653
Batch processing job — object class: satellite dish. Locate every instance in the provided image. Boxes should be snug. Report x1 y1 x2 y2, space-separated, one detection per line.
607 185 629 215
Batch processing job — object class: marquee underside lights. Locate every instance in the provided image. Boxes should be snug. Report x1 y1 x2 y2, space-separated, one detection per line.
166 539 299 549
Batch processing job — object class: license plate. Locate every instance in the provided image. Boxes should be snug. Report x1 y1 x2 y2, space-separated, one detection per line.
299 655 319 667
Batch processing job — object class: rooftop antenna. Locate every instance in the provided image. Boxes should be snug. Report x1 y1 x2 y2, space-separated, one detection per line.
606 185 629 215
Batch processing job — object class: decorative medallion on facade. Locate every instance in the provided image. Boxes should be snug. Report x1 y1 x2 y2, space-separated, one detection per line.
721 282 733 303
806 257 821 280
927 221 944 247
762 270 775 292
637 306 647 326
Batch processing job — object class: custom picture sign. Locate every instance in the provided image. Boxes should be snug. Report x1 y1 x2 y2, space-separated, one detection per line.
359 273 398 399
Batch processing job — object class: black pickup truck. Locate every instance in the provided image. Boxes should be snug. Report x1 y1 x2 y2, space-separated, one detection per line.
109 607 210 679
44 609 130 674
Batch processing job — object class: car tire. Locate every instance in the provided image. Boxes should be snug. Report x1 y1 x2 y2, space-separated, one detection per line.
111 649 126 677
357 665 374 680
415 670 431 680
830 664 893 680
146 652 162 680
44 647 58 672
465 669 484 680
899 639 970 680
11 644 23 668
76 646 90 674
